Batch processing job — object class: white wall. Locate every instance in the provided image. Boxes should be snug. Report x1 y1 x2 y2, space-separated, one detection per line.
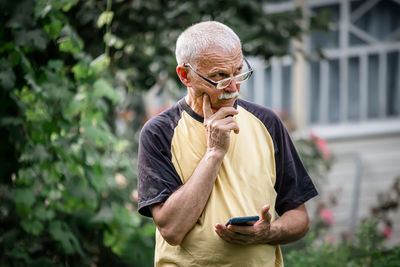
308 132 400 247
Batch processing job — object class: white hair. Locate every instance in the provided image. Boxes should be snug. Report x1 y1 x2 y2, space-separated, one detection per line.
175 21 242 65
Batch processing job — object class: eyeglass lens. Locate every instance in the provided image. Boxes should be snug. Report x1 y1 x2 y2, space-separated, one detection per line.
216 71 252 89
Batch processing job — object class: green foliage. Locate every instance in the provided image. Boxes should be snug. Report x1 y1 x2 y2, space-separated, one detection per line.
284 221 400 267
0 0 153 265
67 0 329 93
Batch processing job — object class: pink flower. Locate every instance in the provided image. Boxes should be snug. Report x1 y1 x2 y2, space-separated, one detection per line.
310 132 331 161
324 234 335 244
320 208 334 226
382 225 392 239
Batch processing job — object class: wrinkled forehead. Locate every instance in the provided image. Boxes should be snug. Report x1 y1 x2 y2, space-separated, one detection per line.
192 45 243 68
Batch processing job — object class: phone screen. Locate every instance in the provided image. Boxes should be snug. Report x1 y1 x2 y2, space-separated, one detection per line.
225 216 259 226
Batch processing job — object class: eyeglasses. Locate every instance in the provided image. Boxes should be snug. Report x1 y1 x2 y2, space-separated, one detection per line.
183 57 253 90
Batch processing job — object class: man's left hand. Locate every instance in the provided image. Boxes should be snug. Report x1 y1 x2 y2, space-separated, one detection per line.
215 205 275 245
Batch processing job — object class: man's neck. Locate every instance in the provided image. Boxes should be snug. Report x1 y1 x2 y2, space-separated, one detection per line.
185 94 204 116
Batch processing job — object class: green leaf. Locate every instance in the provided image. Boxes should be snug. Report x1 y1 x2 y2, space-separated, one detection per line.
103 33 124 49
21 219 44 236
0 42 14 53
43 14 63 39
5 248 30 262
6 0 34 29
83 123 111 147
115 139 130 153
87 167 107 193
93 78 119 104
49 221 83 255
90 54 110 74
34 144 50 162
8 50 21 67
65 91 87 119
16 49 35 77
58 25 84 55
14 188 35 207
91 206 113 223
34 205 55 221
113 205 140 227
48 190 62 200
61 0 79 12
97 11 114 28
104 229 119 250
59 38 82 55
0 58 16 90
34 0 52 18
1 229 20 244
142 223 156 236
14 29 49 50
104 227 126 255
0 117 24 126
72 62 91 81
35 0 78 14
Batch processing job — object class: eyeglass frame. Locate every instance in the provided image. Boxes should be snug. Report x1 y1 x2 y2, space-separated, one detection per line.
183 57 253 90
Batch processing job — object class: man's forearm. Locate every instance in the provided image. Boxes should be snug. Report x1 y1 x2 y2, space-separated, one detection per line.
267 204 310 245
150 149 224 245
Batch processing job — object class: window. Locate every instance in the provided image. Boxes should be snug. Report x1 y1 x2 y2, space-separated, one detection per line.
246 0 400 131
307 0 400 125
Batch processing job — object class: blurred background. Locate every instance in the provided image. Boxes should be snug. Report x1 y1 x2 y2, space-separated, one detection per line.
0 0 399 266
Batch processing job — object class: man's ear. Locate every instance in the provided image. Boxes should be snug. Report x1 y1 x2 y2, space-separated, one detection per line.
176 65 191 87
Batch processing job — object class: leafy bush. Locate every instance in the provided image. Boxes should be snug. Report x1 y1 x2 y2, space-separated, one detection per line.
283 177 400 267
0 0 153 266
284 221 400 267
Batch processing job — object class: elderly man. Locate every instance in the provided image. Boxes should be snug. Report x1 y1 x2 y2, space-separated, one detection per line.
137 21 318 266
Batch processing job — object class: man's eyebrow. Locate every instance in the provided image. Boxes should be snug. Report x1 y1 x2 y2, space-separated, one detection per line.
208 63 244 74
207 67 230 74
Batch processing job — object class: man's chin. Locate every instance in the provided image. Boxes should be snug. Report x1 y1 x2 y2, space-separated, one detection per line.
212 97 238 111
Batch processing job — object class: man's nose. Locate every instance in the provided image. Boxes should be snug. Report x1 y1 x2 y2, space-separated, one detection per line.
224 78 238 92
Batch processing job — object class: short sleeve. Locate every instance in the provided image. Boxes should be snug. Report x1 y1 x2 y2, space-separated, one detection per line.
137 117 183 217
236 99 318 216
273 118 318 216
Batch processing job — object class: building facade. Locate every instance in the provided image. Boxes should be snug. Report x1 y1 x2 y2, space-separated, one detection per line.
242 0 400 245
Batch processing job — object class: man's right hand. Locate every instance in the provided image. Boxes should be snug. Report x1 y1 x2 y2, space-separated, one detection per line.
202 94 239 156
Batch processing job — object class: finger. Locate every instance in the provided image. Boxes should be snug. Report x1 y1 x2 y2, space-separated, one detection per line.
227 225 254 235
215 223 228 237
215 224 251 244
210 116 236 126
213 106 239 120
210 117 239 131
216 122 240 134
261 204 271 222
203 94 213 122
227 233 251 245
207 117 240 135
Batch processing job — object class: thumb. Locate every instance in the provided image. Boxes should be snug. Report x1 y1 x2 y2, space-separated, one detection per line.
261 204 271 222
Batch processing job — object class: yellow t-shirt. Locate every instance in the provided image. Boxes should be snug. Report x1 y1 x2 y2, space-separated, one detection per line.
138 98 318 266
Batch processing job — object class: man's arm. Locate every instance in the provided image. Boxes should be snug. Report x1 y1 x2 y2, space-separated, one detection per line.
215 204 310 245
150 150 223 246
150 95 239 246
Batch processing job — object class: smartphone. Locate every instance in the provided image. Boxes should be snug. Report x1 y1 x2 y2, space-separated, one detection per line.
225 101 238 118
225 216 259 226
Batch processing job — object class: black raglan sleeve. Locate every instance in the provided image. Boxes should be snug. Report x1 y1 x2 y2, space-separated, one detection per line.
137 115 183 217
272 116 318 216
237 99 318 216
